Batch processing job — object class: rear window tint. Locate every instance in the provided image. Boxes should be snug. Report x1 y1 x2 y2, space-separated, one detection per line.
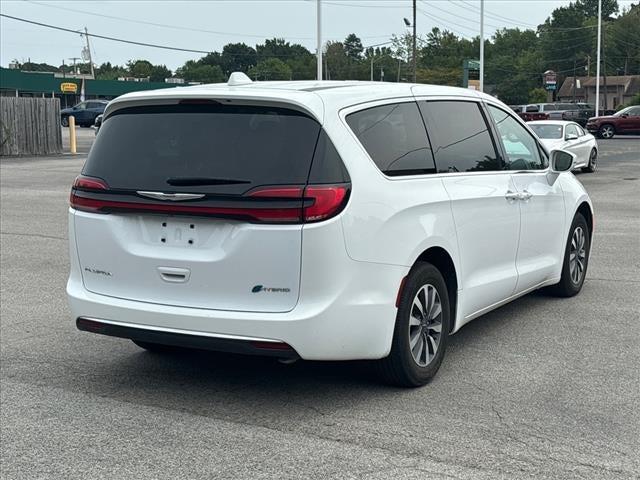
309 130 350 184
84 104 322 195
346 102 436 176
419 101 500 172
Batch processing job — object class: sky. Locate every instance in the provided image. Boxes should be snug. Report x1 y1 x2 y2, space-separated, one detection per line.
0 0 636 71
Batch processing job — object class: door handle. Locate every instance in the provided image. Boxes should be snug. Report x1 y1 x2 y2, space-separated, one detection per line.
505 190 520 201
520 190 533 201
158 266 191 283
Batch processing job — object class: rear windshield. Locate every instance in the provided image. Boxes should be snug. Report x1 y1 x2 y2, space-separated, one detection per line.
530 124 563 139
84 104 323 195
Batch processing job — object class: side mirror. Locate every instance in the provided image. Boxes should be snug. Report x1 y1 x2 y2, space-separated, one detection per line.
565 133 578 141
550 150 576 173
621 114 628 118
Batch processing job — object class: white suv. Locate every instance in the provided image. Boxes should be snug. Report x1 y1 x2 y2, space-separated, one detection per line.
68 75 593 386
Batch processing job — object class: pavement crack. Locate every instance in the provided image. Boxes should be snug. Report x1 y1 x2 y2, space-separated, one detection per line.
0 231 66 241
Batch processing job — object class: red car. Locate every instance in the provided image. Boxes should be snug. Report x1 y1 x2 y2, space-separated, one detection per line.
586 105 640 139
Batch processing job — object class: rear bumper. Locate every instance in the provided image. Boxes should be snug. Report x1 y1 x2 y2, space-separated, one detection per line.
76 317 299 359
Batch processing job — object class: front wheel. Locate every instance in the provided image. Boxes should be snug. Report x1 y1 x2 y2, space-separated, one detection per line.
547 213 590 297
598 124 615 139
61 117 69 127
378 263 450 387
582 148 597 173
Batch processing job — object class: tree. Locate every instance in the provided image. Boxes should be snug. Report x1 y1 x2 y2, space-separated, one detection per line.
529 88 548 103
95 62 128 80
150 65 171 82
248 58 292 80
576 0 619 18
175 61 225 83
344 34 364 60
221 43 257 74
127 60 154 78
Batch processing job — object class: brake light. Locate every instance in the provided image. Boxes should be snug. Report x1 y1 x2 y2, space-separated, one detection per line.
303 186 348 222
73 175 108 191
71 179 348 224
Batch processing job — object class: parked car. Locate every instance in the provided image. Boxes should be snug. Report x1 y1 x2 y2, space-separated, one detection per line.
586 105 640 138
509 104 548 122
529 120 597 173
93 114 103 135
61 100 108 127
68 75 593 387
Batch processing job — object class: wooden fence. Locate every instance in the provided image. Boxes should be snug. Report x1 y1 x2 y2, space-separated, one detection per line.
0 97 62 156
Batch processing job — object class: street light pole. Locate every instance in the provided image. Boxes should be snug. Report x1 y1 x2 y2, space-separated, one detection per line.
412 0 417 82
479 0 484 93
317 0 323 81
595 0 602 116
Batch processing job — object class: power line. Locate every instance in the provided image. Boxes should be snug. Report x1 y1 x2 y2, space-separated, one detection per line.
23 0 391 42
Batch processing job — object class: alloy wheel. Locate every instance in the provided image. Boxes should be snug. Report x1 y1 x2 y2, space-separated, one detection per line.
569 226 587 284
589 150 597 171
408 284 443 367
600 125 614 139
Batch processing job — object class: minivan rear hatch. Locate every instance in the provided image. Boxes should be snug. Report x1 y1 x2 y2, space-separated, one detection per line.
72 102 348 313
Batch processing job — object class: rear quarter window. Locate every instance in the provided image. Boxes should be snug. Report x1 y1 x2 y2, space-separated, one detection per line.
346 101 436 176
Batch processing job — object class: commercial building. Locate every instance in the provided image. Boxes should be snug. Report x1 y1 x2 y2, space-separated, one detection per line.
0 67 186 108
557 75 640 109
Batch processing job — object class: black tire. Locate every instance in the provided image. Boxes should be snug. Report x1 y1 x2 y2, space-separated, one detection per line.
598 124 615 139
132 339 182 353
61 116 69 127
547 213 590 297
378 263 450 387
582 148 597 173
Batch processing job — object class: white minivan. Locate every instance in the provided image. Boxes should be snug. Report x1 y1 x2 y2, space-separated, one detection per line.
68 75 593 386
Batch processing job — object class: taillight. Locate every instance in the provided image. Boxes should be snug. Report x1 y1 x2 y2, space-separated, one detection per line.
71 178 349 224
70 175 108 212
252 185 348 222
303 186 349 222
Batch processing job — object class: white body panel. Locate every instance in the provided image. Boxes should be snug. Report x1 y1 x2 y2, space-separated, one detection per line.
530 120 598 169
68 81 593 360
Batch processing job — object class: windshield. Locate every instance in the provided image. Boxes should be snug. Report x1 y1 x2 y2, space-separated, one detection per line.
529 124 563 139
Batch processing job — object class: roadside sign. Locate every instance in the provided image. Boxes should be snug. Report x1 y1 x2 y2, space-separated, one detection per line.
60 82 78 93
543 70 557 91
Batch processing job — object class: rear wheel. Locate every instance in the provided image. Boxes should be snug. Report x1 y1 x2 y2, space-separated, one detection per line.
547 213 590 297
378 263 450 387
598 124 615 139
132 339 182 353
582 148 597 173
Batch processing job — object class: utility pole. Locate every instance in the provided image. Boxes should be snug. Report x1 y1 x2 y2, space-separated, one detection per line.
602 21 608 111
83 27 95 79
479 0 484 93
317 0 323 80
412 0 417 82
573 58 577 103
595 0 602 116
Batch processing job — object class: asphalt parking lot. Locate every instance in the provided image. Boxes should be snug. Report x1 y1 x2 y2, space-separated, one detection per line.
1 138 639 479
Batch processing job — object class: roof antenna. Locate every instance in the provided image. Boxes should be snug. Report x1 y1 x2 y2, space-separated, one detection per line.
228 72 253 86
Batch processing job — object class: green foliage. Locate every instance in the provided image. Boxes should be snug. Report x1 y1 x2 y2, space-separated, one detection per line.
344 34 364 60
627 93 640 106
175 61 224 83
529 88 548 103
248 58 292 80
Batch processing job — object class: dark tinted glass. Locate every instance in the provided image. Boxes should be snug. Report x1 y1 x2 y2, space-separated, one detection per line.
419 101 500 172
346 102 436 176
83 104 322 195
308 130 350 183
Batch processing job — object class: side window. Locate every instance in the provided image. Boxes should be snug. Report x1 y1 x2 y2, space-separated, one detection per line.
419 100 500 172
346 102 436 176
576 125 586 136
630 106 640 116
75 102 87 110
487 105 547 170
565 124 579 139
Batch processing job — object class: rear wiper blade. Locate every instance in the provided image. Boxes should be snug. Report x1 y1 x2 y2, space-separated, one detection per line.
166 177 251 186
